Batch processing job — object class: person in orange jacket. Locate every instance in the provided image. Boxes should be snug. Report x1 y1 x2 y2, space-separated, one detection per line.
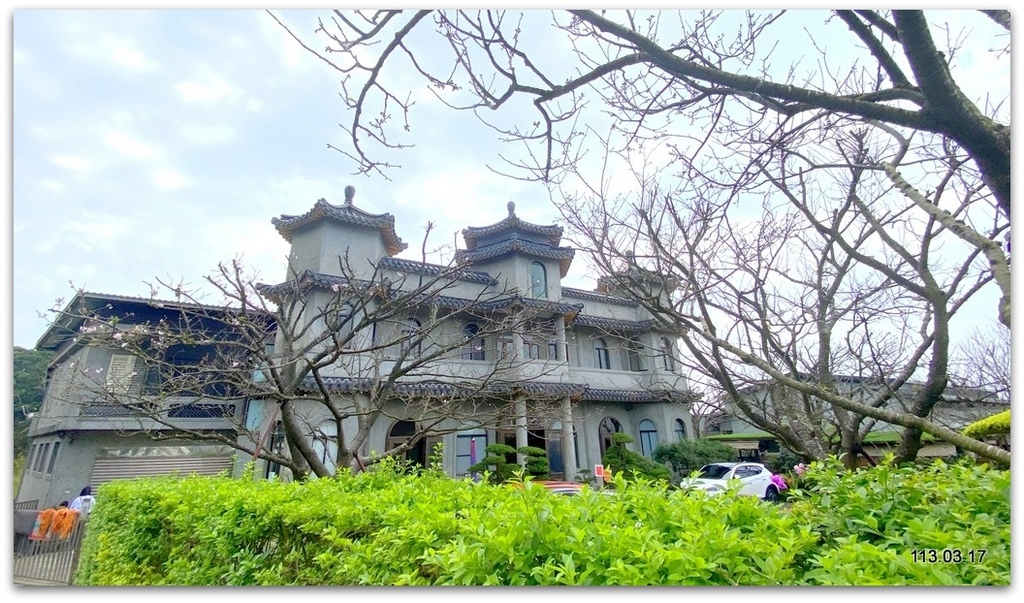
51 501 79 540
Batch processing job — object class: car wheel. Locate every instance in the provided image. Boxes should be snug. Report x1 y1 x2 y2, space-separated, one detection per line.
763 485 779 503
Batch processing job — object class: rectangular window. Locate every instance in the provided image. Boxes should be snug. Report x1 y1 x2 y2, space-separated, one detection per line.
46 441 61 475
35 443 50 472
524 341 542 360
106 354 137 394
626 339 645 371
596 347 611 370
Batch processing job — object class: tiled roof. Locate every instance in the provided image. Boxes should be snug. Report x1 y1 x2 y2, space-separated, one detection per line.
462 203 564 249
300 377 687 405
597 269 679 294
582 388 691 404
561 287 639 307
571 315 656 333
272 198 407 256
35 291 273 351
255 271 362 301
379 257 497 285
258 272 583 317
455 235 575 277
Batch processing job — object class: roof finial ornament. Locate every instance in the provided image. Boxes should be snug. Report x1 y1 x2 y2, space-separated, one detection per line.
344 185 356 206
507 200 516 216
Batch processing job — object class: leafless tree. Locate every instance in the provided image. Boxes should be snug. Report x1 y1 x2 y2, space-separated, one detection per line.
52 251 569 480
949 325 1010 401
274 9 1009 466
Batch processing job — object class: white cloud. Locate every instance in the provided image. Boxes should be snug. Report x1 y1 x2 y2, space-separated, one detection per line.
102 129 160 160
63 215 135 254
152 167 190 190
47 154 97 174
70 33 158 73
38 180 66 193
174 66 245 106
180 123 237 145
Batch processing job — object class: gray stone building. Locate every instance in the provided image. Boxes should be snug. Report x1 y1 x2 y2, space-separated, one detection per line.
18 190 695 505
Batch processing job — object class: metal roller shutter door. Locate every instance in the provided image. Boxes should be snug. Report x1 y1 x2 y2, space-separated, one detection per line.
90 455 234 485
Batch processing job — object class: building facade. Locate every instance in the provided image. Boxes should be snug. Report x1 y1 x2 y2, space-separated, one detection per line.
249 191 694 481
17 293 257 510
18 190 695 504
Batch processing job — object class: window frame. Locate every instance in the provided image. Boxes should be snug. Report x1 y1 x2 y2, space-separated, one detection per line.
529 261 548 298
674 418 687 441
462 323 486 361
638 419 659 457
106 353 137 394
400 317 423 357
595 338 611 370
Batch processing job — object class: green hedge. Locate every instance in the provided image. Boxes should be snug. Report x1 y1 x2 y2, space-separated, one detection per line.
75 457 1010 586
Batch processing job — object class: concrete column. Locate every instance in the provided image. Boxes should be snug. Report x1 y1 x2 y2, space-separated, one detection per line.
515 394 528 467
555 315 568 363
560 395 577 481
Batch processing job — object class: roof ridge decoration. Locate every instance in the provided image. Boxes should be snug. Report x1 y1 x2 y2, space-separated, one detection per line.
461 200 565 250
271 187 408 256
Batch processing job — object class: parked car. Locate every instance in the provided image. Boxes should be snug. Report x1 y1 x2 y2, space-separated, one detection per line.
680 462 783 502
537 481 586 496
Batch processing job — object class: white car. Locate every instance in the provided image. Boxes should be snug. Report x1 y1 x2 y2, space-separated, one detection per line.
681 462 782 502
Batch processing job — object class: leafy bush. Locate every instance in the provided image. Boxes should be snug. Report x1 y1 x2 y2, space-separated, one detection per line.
962 410 1010 440
602 433 670 482
75 456 1009 586
652 438 737 478
785 457 1010 585
761 448 806 475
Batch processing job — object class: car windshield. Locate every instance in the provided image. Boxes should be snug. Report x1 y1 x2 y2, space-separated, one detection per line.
698 464 733 479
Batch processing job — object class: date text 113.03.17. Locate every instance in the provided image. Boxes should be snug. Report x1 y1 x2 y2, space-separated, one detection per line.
910 549 986 563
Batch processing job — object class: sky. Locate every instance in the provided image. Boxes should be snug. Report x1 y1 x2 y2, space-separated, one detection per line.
6 8 571 350
3 7 1013 353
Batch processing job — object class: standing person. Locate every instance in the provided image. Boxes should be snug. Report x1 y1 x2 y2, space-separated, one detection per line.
69 486 96 516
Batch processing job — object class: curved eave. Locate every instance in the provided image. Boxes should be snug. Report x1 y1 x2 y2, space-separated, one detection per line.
455 237 575 277
272 198 408 256
462 215 563 249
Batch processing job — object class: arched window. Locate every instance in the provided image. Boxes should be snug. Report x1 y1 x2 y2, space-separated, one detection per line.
387 420 427 467
674 418 687 441
311 420 339 471
595 338 611 369
661 337 676 371
598 416 623 456
400 317 422 357
463 323 485 360
639 419 659 457
530 262 548 298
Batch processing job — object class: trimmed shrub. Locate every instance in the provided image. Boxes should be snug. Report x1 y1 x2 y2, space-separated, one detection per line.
602 433 671 482
962 410 1010 440
652 438 737 478
466 444 550 483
